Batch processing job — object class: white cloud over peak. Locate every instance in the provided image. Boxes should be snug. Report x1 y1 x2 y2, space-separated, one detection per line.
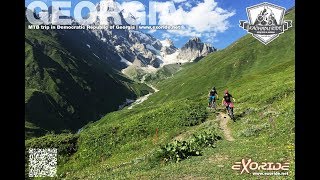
161 33 171 39
158 0 235 32
157 0 235 42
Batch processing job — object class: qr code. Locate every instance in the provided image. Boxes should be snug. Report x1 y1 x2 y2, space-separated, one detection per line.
28 148 57 177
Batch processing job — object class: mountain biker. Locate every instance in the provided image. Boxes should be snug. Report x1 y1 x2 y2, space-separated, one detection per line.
208 87 218 107
221 89 236 113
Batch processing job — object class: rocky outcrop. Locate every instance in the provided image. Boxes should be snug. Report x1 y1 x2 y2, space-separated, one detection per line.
177 37 217 62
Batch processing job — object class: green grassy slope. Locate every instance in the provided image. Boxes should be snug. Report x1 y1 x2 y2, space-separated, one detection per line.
122 63 182 83
25 23 153 138
144 63 183 83
26 8 295 179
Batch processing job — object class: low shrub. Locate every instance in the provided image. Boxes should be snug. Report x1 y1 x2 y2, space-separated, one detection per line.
157 131 220 162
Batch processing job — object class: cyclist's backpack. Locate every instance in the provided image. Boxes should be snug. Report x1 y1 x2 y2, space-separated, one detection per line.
210 90 216 96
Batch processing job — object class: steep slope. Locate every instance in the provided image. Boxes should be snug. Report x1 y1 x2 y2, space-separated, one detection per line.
26 8 295 180
25 22 153 138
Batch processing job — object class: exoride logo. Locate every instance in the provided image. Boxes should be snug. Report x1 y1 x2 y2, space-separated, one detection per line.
239 2 292 45
232 158 290 174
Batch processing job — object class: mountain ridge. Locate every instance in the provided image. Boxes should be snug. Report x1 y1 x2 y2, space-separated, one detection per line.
25 20 153 138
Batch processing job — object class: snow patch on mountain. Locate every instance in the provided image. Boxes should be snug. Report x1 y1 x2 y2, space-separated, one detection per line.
115 45 122 51
101 38 107 42
161 51 180 66
160 39 172 47
119 54 132 66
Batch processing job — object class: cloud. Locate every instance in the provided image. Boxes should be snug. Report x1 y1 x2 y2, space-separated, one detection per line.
185 2 192 8
148 29 157 34
120 1 146 25
161 33 179 42
203 32 218 43
158 0 235 33
173 0 188 3
120 1 145 12
156 0 235 42
161 33 172 39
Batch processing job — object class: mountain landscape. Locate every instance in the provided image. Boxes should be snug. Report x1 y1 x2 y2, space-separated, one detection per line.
24 0 296 177
25 5 217 139
25 18 154 138
25 4 295 179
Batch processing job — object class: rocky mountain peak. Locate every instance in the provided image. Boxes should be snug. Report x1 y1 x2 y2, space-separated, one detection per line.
177 37 216 62
182 37 203 50
190 37 201 43
160 39 177 56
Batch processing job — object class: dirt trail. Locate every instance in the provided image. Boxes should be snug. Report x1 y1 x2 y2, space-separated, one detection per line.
217 112 234 141
173 109 235 142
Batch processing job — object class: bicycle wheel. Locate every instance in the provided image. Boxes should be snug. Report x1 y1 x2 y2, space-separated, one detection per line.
228 107 234 120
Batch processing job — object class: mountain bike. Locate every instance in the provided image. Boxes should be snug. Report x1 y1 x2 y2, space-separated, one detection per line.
226 104 234 120
209 100 216 110
209 97 218 110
